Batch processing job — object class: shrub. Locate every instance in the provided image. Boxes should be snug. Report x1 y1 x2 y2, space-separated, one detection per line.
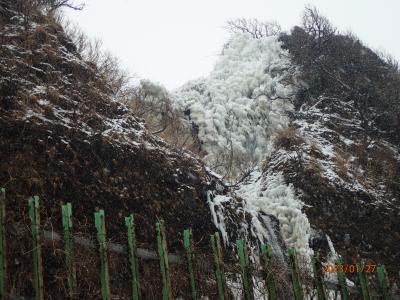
279 6 400 145
274 127 304 150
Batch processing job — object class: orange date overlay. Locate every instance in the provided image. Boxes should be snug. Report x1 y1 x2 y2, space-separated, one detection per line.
322 263 376 273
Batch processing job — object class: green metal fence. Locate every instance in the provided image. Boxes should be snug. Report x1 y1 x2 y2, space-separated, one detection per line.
0 188 396 299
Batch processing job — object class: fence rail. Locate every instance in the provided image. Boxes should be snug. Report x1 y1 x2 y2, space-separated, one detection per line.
0 189 396 299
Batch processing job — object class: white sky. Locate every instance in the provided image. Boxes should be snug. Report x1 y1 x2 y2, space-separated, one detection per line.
65 0 400 90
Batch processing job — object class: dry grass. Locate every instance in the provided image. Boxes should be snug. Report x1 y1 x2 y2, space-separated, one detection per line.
17 90 38 106
351 141 398 190
274 126 304 150
332 147 351 179
33 25 48 44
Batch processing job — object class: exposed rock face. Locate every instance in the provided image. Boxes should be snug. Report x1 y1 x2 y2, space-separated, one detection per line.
0 2 259 297
264 97 400 274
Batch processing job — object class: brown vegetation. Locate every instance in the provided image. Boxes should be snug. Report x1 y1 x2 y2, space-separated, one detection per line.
273 126 304 150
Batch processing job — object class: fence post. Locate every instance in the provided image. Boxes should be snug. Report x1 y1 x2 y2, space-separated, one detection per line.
288 248 303 300
236 239 254 300
210 232 226 300
183 229 197 300
61 203 75 299
377 264 389 300
357 262 370 300
0 188 6 300
125 214 140 300
311 255 327 300
29 196 44 300
94 210 111 300
156 221 172 300
336 257 349 300
260 244 277 300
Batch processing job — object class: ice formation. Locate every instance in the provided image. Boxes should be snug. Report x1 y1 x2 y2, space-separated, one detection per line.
175 33 313 257
173 33 296 175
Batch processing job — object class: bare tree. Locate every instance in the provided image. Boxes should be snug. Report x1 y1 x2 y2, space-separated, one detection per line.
125 80 201 152
64 22 131 98
302 6 336 40
226 18 281 38
377 50 400 72
39 0 84 11
17 0 84 11
15 0 83 27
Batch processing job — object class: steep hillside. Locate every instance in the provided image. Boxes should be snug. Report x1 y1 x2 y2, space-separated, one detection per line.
0 1 254 298
277 14 400 274
169 18 400 279
263 96 400 272
0 0 219 249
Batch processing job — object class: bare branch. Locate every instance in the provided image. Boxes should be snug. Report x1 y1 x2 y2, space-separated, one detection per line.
226 18 281 39
38 0 84 11
302 6 336 40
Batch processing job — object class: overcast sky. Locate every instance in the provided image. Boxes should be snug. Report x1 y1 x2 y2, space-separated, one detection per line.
65 0 400 90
